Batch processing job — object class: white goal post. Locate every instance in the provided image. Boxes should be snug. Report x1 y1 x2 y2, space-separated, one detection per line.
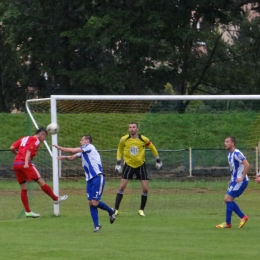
25 94 260 216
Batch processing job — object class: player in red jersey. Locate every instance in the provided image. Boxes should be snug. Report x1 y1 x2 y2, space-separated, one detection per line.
10 127 68 218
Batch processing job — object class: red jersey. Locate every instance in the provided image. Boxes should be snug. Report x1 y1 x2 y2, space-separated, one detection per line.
12 136 41 163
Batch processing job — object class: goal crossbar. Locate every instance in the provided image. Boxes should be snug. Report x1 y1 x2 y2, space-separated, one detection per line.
50 95 260 101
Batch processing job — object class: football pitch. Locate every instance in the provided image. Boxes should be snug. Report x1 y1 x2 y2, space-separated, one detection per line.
0 179 260 260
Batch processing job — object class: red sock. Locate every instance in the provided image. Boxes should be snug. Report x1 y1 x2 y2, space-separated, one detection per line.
21 189 30 212
41 184 58 201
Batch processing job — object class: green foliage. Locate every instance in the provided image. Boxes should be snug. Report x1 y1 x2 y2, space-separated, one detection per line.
163 83 174 95
1 1 260 112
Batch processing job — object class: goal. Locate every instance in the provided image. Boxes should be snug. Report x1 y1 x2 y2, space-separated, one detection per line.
25 95 260 216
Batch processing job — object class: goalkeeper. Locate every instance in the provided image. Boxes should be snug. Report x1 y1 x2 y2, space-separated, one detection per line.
114 122 162 217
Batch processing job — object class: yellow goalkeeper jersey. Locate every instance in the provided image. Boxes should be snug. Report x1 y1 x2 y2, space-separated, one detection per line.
117 134 159 168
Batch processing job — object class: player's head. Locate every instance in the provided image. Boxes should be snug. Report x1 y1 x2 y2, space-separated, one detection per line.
225 136 236 151
81 134 92 144
35 127 48 142
128 122 139 136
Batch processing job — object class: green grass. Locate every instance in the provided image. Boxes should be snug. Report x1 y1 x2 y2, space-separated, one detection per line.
1 111 260 176
1 111 260 149
1 110 260 259
1 180 260 260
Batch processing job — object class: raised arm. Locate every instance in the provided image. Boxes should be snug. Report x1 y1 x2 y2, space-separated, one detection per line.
53 144 82 154
57 154 79 161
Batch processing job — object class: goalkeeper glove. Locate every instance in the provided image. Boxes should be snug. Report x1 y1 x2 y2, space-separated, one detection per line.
155 158 163 170
115 160 122 173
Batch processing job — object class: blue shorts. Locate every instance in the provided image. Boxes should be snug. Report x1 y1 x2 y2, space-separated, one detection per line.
226 180 248 198
86 175 105 201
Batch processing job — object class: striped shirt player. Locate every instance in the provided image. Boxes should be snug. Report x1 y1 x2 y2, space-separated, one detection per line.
53 134 116 232
114 122 163 217
216 136 250 229
77 143 103 182
228 149 249 183
10 127 68 218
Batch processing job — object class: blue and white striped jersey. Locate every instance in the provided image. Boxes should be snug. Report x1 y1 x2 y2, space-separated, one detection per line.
228 149 249 181
77 143 103 181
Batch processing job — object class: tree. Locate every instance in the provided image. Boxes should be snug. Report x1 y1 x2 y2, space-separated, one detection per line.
1 0 260 112
0 1 28 112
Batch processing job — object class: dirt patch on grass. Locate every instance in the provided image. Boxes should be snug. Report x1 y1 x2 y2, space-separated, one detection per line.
1 186 259 196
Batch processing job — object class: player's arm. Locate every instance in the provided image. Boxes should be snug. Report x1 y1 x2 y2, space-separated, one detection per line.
143 136 163 170
53 144 82 154
10 139 21 155
115 138 125 173
116 138 124 161
236 159 250 183
10 145 18 155
24 150 31 168
146 141 159 156
255 175 260 183
57 154 79 161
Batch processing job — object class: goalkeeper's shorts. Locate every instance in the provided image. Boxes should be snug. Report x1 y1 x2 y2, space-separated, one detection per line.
122 163 148 180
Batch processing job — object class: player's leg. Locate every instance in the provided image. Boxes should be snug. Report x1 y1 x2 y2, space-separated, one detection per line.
224 194 234 225
232 201 244 217
216 193 233 228
224 181 241 226
37 177 58 200
14 166 32 215
87 179 100 231
87 177 105 232
20 182 40 218
115 179 129 212
231 181 249 228
93 175 116 224
216 180 249 228
115 164 132 215
138 180 148 217
89 203 101 232
32 165 68 204
92 200 116 227
216 181 235 228
233 200 249 228
20 182 30 212
231 180 248 219
14 165 40 218
138 163 149 217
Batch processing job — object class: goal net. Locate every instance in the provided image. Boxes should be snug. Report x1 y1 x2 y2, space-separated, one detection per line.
23 95 260 217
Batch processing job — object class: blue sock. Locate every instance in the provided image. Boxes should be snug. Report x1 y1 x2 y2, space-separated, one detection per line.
232 201 244 218
226 201 233 224
97 201 113 215
90 205 99 227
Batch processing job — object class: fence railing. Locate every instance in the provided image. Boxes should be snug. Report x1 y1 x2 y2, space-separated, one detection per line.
1 147 258 180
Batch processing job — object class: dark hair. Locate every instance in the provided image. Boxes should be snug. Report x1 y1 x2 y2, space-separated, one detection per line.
35 127 48 135
226 136 236 146
129 122 139 128
82 134 92 143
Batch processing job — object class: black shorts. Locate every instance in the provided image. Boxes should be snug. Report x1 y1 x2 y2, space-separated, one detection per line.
122 163 148 180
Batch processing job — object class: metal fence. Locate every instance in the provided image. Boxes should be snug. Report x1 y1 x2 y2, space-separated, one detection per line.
1 148 257 181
